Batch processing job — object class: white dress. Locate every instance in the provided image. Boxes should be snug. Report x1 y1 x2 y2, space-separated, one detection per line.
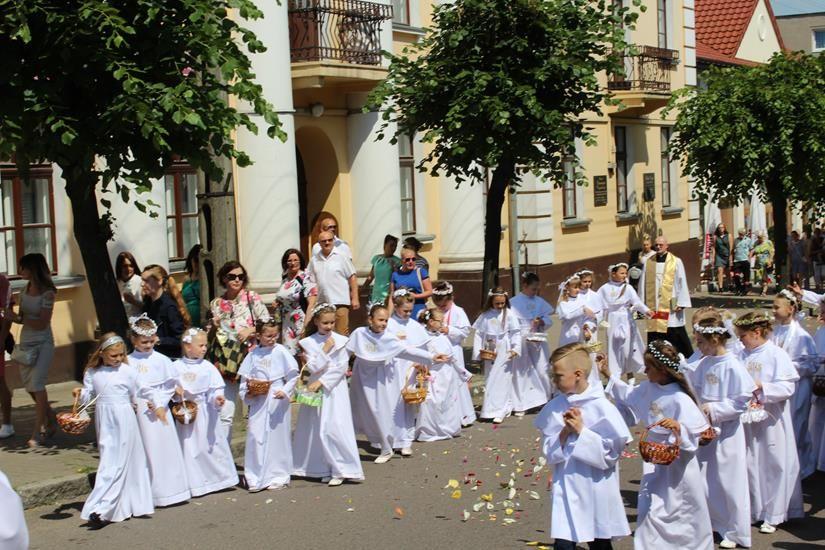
172 357 239 496
294 332 364 481
509 293 554 412
686 353 755 547
443 304 476 425
0 470 28 549
80 364 154 522
771 320 818 478
812 327 825 472
534 384 631 543
597 281 650 376
348 327 434 452
606 378 713 550
238 345 299 490
416 333 462 441
576 288 605 326
740 341 805 524
556 299 586 347
387 315 432 445
472 309 521 419
129 350 191 507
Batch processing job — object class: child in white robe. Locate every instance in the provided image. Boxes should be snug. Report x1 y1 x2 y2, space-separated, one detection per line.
128 314 190 507
772 290 818 478
556 275 591 347
601 340 714 550
576 269 605 327
509 272 554 415
689 316 756 549
432 281 476 426
735 311 804 533
238 320 299 491
294 304 364 486
172 328 239 497
597 264 650 381
415 308 462 441
473 287 521 424
74 333 154 525
0 470 29 549
535 343 631 549
581 322 604 392
348 304 447 463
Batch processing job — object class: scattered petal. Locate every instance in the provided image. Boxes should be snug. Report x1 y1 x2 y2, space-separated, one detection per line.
528 490 541 500
346 507 355 512
451 489 462 499
473 502 485 512
481 492 493 502
508 487 516 500
394 506 405 518
445 479 459 489
462 510 471 522
265 498 273 504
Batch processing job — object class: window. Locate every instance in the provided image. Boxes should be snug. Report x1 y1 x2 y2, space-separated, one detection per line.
392 0 410 25
164 165 199 261
614 126 629 213
657 0 668 49
398 135 416 235
661 127 673 207
0 165 57 276
562 141 577 219
814 29 825 52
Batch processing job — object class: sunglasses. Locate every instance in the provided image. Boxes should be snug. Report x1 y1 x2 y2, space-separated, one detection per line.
403 257 416 262
225 273 246 282
323 225 337 230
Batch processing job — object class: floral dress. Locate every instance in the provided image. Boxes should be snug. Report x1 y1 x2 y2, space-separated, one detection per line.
208 289 271 376
275 271 317 354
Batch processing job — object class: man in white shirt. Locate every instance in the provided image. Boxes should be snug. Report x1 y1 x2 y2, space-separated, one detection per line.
311 217 352 261
638 235 694 356
307 231 360 335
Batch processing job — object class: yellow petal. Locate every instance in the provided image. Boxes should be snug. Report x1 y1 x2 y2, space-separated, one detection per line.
505 508 514 516
445 479 459 489
451 489 462 499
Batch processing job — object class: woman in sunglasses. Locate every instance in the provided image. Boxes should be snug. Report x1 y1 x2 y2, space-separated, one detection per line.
388 247 433 320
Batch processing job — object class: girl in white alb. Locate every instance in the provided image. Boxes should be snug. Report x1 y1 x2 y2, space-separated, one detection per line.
432 281 476 426
602 340 714 550
473 287 521 424
294 304 364 486
74 334 154 525
415 308 462 441
576 268 605 328
689 317 756 549
172 329 239 497
509 272 554 415
772 290 818 478
597 263 650 379
348 304 446 463
735 312 804 533
238 320 299 491
556 275 590 347
128 315 190 507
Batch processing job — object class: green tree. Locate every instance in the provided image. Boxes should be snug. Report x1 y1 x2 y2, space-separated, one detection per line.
368 0 639 302
669 52 825 286
0 0 284 335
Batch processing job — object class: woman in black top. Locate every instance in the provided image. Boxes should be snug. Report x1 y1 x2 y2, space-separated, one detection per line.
141 264 190 358
712 223 731 292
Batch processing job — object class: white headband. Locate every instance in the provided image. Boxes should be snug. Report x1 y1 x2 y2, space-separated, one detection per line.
488 289 508 297
129 313 158 337
101 335 124 351
393 288 413 298
312 302 336 317
608 262 629 273
432 282 454 296
576 269 594 277
778 289 799 308
647 340 682 372
559 275 579 292
181 328 204 343
692 324 728 335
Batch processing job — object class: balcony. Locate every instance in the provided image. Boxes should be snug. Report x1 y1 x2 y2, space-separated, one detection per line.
288 0 393 90
607 45 679 115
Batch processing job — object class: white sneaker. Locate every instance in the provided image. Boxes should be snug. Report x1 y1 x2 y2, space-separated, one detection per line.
0 424 14 439
400 447 413 457
719 539 736 549
492 417 503 424
514 411 525 418
327 477 344 487
267 483 287 491
759 523 776 534
374 452 393 464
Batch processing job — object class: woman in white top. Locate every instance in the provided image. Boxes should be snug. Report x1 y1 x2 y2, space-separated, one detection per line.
115 251 143 318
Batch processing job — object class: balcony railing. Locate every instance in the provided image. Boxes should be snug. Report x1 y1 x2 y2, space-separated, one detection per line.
608 45 679 93
288 0 393 65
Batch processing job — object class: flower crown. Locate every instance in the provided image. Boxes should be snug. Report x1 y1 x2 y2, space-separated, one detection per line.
559 275 580 291
312 302 336 317
101 335 124 351
778 289 799 308
393 288 413 298
419 309 434 322
647 340 682 372
733 312 773 327
608 262 629 273
129 313 158 337
181 327 204 343
432 282 454 296
692 323 728 335
488 288 508 297
576 268 594 277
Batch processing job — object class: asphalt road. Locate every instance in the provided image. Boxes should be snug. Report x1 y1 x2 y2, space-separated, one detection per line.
23 412 825 550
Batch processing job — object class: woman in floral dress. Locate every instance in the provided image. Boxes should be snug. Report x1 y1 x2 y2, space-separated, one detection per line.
275 249 317 355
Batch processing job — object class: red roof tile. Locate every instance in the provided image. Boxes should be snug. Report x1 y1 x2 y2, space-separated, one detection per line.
696 40 759 66
695 0 786 65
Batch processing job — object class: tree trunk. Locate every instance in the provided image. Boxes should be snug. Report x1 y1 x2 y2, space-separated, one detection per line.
768 179 788 289
63 168 129 338
481 158 515 306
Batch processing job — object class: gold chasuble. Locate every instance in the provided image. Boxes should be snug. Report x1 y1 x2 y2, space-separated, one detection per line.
645 253 677 333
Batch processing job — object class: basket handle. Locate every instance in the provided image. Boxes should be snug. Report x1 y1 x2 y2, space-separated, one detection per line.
644 419 682 447
71 392 80 415
404 364 427 388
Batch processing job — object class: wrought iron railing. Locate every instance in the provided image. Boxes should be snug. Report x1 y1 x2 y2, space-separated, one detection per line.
288 0 393 65
608 45 679 93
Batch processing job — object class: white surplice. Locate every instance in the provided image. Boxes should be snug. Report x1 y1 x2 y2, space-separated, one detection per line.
172 357 239 496
347 327 434 451
638 253 692 327
597 281 650 376
129 350 191 506
740 341 805 524
509 293 554 412
686 352 756 547
0 470 28 550
534 384 631 543
606 377 713 550
556 299 586 347
442 303 476 425
472 309 521 419
772 320 818 478
415 333 462 441
294 332 364 481
80 364 154 522
238 344 299 490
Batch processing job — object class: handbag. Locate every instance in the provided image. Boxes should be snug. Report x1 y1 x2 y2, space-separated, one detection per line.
206 291 258 378
4 333 13 354
11 344 36 366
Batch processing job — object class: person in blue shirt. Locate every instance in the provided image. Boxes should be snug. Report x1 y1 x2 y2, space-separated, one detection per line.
732 229 753 296
388 247 432 319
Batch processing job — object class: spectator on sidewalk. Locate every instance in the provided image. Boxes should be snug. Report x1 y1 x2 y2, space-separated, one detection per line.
311 215 352 261
389 247 433 320
732 229 753 296
809 227 824 292
307 231 359 335
629 236 654 290
712 223 732 292
362 234 401 307
789 231 808 289
751 232 775 296
115 251 143 318
141 264 190 358
181 245 202 327
403 236 430 271
274 248 317 355
0 274 12 439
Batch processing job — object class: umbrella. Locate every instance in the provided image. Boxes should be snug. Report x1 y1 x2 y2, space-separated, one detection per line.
748 186 768 236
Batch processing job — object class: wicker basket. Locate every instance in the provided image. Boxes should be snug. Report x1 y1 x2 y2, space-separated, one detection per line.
741 399 768 424
639 420 681 465
56 394 92 436
479 349 497 362
698 426 717 446
813 375 825 397
246 378 271 397
171 400 198 425
401 365 428 405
